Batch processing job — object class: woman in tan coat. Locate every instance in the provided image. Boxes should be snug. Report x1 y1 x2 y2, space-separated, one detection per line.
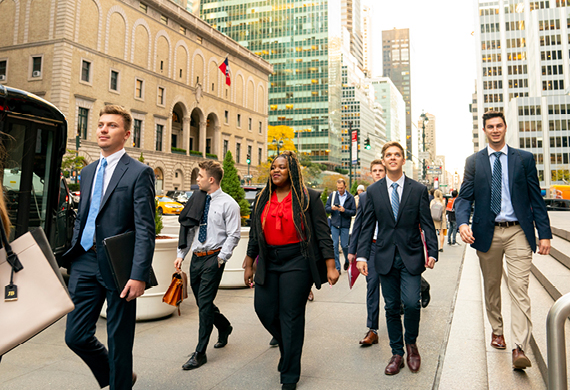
430 189 447 252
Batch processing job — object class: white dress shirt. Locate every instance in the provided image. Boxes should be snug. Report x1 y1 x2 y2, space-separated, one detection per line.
488 145 517 222
90 148 126 199
177 188 241 262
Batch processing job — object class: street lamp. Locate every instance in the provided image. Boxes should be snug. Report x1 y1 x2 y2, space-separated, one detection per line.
272 138 284 156
420 111 429 181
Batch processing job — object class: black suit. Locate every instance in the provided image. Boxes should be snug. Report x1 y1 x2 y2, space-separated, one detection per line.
63 152 155 389
247 188 334 384
357 176 437 356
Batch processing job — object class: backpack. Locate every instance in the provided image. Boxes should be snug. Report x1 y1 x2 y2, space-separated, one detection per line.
431 201 444 222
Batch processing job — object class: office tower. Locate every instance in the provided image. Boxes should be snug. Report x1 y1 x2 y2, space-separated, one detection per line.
342 0 364 69
362 6 374 76
418 113 436 163
371 77 406 145
200 0 343 169
382 28 412 160
475 0 570 187
470 81 480 152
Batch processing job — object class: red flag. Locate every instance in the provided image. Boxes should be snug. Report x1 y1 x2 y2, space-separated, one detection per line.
219 57 231 86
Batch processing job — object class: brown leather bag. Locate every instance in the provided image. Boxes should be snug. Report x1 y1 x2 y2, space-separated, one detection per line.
162 271 188 315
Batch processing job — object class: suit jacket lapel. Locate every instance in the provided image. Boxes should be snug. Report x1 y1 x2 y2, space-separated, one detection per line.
99 154 130 213
377 178 393 222
480 147 492 186
396 177 412 224
507 146 516 194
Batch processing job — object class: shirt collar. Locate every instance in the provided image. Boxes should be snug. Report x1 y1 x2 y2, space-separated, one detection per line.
386 174 405 189
208 187 223 200
100 148 126 165
487 144 508 157
338 190 347 198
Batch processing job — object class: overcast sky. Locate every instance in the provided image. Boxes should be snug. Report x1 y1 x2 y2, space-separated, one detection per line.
365 0 477 175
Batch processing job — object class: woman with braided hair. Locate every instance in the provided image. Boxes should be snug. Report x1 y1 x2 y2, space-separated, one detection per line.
243 151 339 390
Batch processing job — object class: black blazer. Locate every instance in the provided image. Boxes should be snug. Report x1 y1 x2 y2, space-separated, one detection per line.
63 153 156 290
246 188 334 289
356 176 438 276
455 146 552 253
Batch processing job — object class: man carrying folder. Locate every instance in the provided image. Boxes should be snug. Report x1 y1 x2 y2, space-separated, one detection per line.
62 105 156 389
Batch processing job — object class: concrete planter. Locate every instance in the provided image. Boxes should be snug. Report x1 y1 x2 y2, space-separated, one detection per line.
101 237 179 321
219 227 250 288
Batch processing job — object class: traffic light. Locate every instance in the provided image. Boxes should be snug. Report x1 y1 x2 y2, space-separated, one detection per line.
246 153 251 164
364 137 371 150
76 134 81 150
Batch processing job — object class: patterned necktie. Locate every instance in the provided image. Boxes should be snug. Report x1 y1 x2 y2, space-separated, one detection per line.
391 183 399 220
81 158 108 251
490 151 502 215
198 194 211 243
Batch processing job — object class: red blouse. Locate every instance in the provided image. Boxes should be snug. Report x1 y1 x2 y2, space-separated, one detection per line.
262 191 301 246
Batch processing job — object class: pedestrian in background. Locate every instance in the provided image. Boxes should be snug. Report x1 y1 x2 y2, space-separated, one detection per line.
446 190 459 246
325 178 356 273
355 184 365 209
430 189 447 252
243 151 339 390
175 160 241 370
456 110 551 370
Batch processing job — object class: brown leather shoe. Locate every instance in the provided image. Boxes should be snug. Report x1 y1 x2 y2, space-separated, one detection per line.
359 329 379 345
384 355 404 375
512 345 532 369
491 333 506 349
406 344 421 373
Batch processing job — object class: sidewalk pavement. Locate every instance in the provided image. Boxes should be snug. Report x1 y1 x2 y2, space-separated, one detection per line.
0 242 465 390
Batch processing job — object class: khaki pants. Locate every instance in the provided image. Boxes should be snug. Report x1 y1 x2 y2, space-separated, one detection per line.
477 224 533 350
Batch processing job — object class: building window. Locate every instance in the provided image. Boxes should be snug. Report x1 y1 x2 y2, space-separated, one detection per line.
189 137 194 151
133 119 141 148
223 140 228 157
110 70 119 91
248 118 252 131
237 114 241 128
180 26 186 35
258 147 262 164
31 56 42 77
236 143 241 163
156 124 163 151
259 121 262 134
0 60 6 81
157 87 165 106
247 145 252 162
171 134 177 148
78 108 89 140
81 60 91 83
135 78 144 99
225 110 229 124
197 36 202 44
160 15 168 24
140 3 147 12
206 138 211 154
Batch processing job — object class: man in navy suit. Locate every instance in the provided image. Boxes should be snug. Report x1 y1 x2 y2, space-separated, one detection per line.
456 110 551 370
356 141 438 375
63 105 156 389
325 178 356 273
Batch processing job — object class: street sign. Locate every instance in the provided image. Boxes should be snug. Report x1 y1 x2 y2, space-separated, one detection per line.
243 174 253 179
427 165 442 170
419 152 430 160
427 169 441 175
351 130 358 164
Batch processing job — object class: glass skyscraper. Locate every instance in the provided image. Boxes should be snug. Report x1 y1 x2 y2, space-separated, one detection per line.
200 0 343 167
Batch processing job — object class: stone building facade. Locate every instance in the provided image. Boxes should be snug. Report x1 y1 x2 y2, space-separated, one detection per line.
0 0 272 191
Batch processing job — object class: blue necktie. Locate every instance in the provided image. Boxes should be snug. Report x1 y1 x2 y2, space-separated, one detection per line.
490 152 502 215
391 183 399 220
198 194 211 243
81 158 107 251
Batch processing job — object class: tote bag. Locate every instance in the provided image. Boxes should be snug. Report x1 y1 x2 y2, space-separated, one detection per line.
0 225 75 355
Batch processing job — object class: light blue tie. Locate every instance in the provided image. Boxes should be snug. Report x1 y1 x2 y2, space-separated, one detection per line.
81 158 107 251
391 182 399 220
490 152 502 215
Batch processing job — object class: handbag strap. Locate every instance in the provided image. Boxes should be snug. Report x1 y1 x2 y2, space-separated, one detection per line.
0 212 23 272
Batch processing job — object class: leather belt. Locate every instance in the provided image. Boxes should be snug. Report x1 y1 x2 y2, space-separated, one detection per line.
494 221 519 228
194 248 221 257
89 245 97 253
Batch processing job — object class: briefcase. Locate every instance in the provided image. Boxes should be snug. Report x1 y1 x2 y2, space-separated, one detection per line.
162 271 188 315
0 224 75 355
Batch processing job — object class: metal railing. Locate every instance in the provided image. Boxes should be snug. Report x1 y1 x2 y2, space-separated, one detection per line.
547 292 570 390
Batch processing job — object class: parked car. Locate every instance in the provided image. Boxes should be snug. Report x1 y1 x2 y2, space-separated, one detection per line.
544 198 570 211
242 185 263 226
156 196 184 215
166 190 190 204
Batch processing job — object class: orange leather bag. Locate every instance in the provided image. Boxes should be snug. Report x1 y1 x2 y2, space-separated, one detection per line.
162 271 188 315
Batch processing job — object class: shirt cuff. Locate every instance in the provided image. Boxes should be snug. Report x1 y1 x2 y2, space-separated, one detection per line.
356 257 367 263
458 223 468 228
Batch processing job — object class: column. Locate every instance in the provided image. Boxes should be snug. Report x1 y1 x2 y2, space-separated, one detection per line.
183 115 190 155
214 125 221 160
199 120 207 158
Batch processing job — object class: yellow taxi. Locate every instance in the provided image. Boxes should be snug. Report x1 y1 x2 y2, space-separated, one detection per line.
156 195 184 215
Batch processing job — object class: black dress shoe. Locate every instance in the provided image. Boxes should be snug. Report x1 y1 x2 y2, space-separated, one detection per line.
344 262 349 270
214 325 233 348
421 285 431 308
269 337 279 347
132 372 137 386
182 352 207 370
282 383 297 390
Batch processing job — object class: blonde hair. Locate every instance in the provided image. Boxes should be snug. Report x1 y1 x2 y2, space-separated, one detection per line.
434 189 444 202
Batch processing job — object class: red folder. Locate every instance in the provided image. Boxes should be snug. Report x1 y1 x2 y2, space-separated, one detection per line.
348 260 360 289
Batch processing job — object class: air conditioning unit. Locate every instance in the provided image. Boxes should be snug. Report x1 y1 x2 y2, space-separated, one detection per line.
32 70 41 77
0 75 5 81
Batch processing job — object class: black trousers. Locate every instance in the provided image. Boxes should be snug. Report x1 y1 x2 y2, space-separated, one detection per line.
65 250 136 389
189 252 231 354
254 243 312 385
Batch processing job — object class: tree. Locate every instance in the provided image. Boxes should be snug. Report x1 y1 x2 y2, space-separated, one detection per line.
155 199 163 236
321 187 329 208
221 151 250 218
61 149 87 173
267 125 297 157
254 160 272 185
350 180 359 195
299 155 326 188
138 152 145 163
321 174 348 193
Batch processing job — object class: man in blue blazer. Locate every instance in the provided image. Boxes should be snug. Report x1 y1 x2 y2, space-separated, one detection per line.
325 178 356 273
63 105 156 389
356 141 438 375
456 110 551 370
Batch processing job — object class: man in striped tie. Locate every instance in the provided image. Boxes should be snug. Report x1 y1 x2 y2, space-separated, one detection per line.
355 141 438 375
456 110 552 370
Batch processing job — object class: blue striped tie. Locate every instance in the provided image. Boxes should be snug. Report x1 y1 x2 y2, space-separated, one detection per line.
490 152 502 215
391 183 399 220
81 158 107 251
198 194 211 243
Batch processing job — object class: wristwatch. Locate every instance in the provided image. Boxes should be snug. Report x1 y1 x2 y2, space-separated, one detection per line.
218 257 225 266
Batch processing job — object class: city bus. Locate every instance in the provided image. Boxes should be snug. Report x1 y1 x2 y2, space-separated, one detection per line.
0 85 75 266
